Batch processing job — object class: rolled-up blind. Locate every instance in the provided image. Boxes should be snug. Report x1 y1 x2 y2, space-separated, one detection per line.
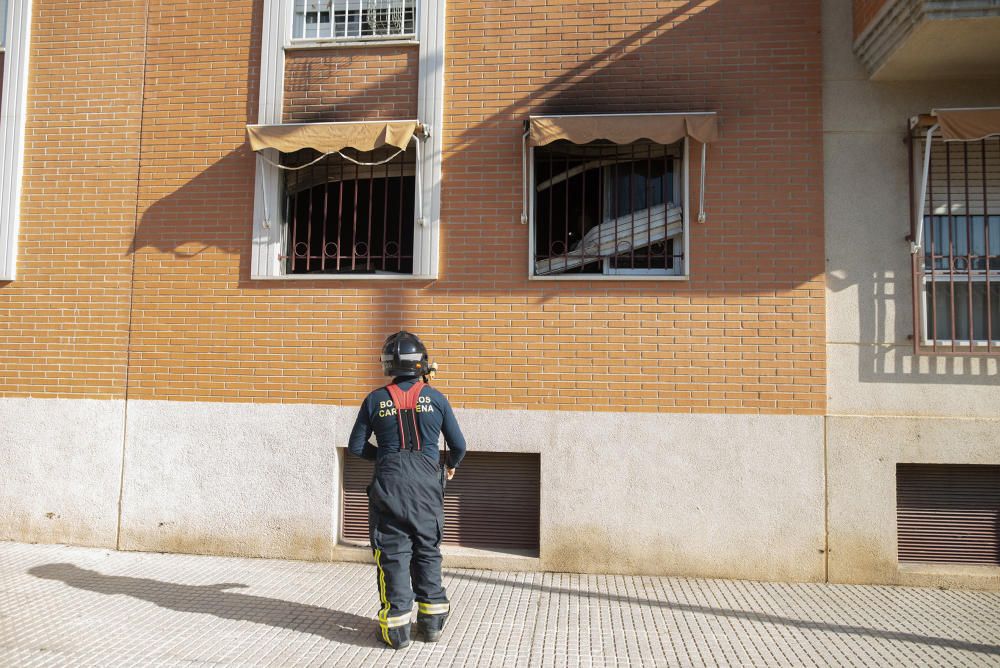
897 464 1000 566
342 451 540 552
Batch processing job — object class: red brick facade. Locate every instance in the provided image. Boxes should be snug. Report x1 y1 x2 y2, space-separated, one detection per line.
284 47 419 123
0 0 825 414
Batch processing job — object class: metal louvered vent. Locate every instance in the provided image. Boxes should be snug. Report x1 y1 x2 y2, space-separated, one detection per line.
897 464 1000 566
342 451 540 552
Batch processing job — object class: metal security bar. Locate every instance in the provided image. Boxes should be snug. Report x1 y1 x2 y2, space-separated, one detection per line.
910 124 1000 354
281 146 416 274
292 0 416 41
532 141 684 277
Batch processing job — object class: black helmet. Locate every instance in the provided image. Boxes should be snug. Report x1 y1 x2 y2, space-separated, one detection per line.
381 331 429 378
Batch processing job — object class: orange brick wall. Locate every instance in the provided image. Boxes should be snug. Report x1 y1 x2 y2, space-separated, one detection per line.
854 0 891 38
2 0 825 415
0 0 145 398
284 47 419 123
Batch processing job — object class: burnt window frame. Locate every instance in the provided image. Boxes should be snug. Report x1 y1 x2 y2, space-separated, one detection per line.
526 136 690 281
908 114 1000 355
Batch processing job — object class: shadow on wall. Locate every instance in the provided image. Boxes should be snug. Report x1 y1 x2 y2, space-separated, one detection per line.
828 261 999 386
28 563 380 648
129 0 823 392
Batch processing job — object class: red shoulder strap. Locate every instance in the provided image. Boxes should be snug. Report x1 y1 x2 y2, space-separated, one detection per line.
385 382 426 451
386 381 426 410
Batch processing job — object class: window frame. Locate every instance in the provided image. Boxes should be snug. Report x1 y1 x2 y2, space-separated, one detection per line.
527 136 691 282
0 0 32 281
908 113 1000 355
252 0 445 281
1 0 7 50
285 0 420 50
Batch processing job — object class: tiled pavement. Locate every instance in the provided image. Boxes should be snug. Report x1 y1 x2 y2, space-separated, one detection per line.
1 542 998 667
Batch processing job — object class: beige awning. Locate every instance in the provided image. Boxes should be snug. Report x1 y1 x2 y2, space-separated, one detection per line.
247 120 422 154
934 108 1000 142
528 112 718 147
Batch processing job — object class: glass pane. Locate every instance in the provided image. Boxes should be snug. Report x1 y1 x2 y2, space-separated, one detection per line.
924 215 1000 272
610 158 671 219
926 281 1000 343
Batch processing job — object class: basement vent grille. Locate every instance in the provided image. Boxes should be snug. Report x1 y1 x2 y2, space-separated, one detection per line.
897 463 1000 566
342 451 540 553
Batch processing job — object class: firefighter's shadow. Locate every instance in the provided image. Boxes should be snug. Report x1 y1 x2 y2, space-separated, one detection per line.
29 563 380 649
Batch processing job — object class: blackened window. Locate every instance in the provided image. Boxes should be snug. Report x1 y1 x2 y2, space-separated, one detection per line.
282 147 416 275
532 140 684 277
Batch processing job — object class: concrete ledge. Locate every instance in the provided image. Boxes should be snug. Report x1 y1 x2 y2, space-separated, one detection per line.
332 544 542 572
897 563 1000 591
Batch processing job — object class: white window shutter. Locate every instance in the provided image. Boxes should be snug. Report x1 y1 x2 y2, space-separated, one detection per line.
0 0 33 280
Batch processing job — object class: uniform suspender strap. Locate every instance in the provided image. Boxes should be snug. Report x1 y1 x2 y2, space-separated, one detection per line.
385 382 426 451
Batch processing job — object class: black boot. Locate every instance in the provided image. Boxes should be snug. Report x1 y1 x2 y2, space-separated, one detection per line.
416 612 448 642
377 623 412 650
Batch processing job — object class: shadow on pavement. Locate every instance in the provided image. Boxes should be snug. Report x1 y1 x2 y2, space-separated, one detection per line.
29 563 381 649
446 571 1000 657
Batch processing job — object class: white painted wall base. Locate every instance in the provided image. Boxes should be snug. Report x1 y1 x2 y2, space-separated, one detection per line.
823 0 1000 592
119 400 353 561
0 398 124 547
827 415 1000 590
0 397 827 581
538 412 826 582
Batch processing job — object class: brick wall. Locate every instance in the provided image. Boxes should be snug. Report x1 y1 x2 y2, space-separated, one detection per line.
854 0 891 38
2 0 825 415
284 47 419 123
0 0 145 398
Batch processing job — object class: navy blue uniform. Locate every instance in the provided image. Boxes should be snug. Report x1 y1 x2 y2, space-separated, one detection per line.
348 377 467 647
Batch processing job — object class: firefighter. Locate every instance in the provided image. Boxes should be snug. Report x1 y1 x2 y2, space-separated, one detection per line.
347 331 467 650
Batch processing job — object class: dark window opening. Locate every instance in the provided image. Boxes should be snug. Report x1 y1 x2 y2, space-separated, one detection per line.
281 147 415 275
533 140 683 276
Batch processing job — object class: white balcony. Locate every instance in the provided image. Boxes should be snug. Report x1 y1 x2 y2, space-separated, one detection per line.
854 0 1000 80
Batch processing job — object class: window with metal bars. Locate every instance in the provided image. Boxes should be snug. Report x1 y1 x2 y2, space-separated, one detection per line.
910 122 1000 353
292 0 416 42
281 146 416 274
531 140 685 277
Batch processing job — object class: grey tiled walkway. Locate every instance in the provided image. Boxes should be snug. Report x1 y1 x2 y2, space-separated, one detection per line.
1 542 998 667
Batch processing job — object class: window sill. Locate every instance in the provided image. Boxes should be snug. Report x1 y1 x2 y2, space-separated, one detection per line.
285 39 419 51
333 543 542 571
251 273 436 281
529 274 689 282
897 562 1000 590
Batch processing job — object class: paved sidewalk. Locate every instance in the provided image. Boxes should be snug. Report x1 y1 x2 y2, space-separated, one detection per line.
1 542 998 667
